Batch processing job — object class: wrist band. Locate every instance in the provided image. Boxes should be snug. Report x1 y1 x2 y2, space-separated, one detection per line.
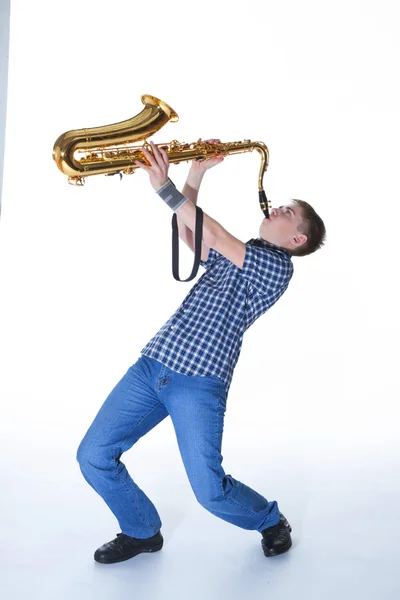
156 180 189 212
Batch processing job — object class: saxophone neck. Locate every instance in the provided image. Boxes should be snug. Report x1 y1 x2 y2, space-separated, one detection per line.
252 142 269 191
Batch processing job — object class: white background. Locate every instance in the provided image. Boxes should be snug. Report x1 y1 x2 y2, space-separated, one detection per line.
0 0 399 598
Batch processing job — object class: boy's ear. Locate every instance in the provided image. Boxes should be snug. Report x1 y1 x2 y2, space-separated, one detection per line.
293 234 307 246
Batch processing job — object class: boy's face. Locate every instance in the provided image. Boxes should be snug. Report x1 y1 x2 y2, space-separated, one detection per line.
259 202 307 252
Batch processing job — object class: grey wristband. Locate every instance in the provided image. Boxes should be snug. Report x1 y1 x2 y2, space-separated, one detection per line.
156 180 189 212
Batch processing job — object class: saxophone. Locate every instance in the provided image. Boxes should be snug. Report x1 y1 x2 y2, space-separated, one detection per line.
52 94 271 218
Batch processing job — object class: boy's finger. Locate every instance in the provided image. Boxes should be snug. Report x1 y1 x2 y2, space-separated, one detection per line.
141 146 155 166
150 141 165 168
134 159 149 171
159 147 169 166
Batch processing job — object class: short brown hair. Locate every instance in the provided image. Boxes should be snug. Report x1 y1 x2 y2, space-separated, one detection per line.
289 199 326 257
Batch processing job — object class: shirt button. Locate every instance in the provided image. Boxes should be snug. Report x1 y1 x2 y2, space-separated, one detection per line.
170 325 175 329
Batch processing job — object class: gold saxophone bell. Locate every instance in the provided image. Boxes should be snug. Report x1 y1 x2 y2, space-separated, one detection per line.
52 95 178 186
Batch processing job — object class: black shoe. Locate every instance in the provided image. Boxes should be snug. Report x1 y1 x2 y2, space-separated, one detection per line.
261 512 292 557
94 531 163 564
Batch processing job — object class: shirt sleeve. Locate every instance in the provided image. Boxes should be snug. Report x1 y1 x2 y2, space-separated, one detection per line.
239 244 293 292
200 247 223 270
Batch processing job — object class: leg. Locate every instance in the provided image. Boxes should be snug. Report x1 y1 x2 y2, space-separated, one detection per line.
160 369 280 532
76 355 169 538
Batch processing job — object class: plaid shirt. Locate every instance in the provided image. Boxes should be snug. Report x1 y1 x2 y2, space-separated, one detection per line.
140 238 293 395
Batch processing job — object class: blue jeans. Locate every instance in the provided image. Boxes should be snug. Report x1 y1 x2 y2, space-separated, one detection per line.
76 355 280 538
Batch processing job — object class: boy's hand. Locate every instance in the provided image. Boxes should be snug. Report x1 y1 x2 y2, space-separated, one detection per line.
135 141 169 190
190 138 224 175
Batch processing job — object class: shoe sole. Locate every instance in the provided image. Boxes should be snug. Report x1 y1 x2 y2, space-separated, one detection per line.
262 537 292 557
94 540 164 564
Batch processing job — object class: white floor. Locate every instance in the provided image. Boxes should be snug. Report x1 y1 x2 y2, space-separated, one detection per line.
2 433 399 600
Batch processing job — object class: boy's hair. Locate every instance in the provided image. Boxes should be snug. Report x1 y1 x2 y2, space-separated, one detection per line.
289 199 326 257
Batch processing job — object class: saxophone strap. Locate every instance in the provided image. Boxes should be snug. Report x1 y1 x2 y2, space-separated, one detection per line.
168 175 203 282
172 206 203 282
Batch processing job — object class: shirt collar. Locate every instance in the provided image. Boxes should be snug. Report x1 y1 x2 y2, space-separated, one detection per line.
246 237 292 258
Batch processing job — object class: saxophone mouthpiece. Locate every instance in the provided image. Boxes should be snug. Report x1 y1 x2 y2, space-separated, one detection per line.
259 190 270 219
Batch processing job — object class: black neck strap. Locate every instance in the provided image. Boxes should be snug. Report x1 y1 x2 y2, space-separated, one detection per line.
171 206 203 282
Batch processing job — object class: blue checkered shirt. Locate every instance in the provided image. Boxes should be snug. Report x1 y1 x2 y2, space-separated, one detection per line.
140 238 293 395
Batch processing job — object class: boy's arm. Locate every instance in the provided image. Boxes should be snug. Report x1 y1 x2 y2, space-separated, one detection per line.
176 199 246 269
176 169 211 263
175 141 246 269
138 139 246 269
